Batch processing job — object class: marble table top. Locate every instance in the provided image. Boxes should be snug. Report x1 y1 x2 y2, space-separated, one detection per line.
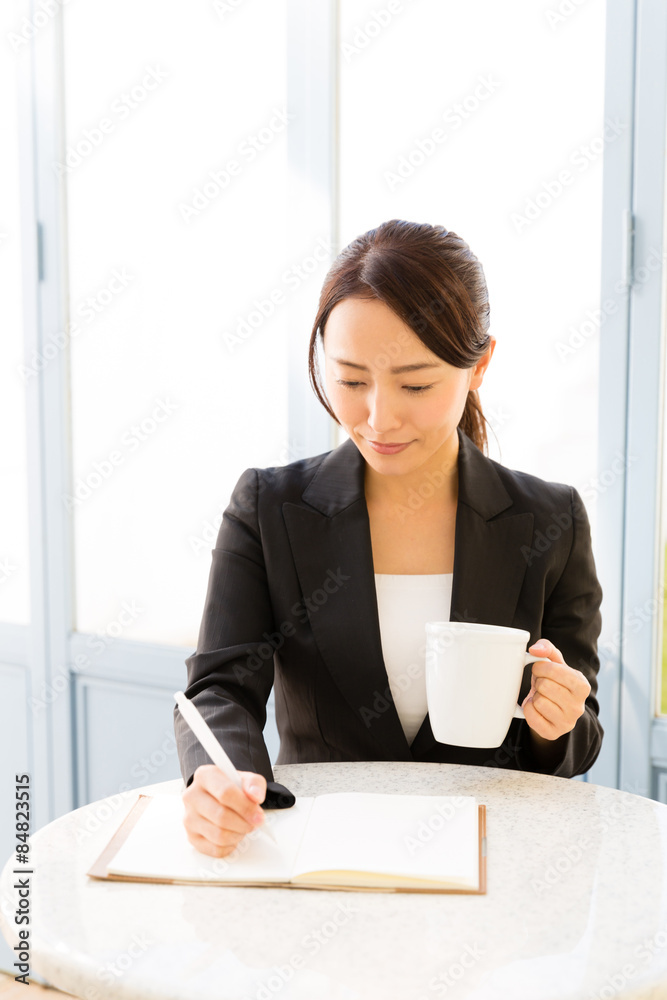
1 760 667 1000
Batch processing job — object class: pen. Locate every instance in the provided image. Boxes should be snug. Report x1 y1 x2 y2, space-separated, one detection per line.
174 690 279 846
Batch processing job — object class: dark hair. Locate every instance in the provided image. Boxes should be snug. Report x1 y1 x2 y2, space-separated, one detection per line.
307 219 494 455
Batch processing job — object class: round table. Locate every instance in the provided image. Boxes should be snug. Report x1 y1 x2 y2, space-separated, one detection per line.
1 761 667 1000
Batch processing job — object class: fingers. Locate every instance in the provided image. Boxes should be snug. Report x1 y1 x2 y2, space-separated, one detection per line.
198 790 256 837
523 640 592 741
527 639 570 689
528 638 565 664
182 765 268 858
523 674 587 739
202 765 267 817
533 676 569 702
522 696 562 738
530 689 567 728
528 657 589 696
531 667 592 704
240 770 268 806
190 812 249 855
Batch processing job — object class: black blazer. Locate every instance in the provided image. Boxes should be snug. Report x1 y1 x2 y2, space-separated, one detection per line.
174 426 604 808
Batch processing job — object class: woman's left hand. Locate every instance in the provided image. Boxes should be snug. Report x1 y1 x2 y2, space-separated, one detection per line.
521 638 591 740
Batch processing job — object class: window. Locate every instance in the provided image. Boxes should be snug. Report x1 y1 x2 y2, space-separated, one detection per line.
0 0 30 625
62 1 288 644
338 0 605 546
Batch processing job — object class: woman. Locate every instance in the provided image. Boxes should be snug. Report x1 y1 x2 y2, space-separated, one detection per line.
175 219 603 859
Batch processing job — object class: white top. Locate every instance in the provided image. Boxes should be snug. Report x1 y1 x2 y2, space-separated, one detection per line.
373 573 453 745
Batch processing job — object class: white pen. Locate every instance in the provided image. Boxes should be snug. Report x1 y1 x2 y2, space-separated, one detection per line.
174 690 278 846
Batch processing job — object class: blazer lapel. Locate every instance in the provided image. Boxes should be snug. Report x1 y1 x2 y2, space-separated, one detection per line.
282 427 535 760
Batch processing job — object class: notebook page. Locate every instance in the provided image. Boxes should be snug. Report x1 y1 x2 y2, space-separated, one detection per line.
291 792 478 886
106 794 315 883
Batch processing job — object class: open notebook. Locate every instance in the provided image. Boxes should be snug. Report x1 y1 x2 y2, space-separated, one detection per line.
87 791 486 894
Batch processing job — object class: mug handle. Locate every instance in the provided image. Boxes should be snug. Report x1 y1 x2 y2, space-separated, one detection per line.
512 653 553 720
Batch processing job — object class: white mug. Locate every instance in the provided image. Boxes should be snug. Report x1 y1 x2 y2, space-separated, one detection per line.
424 621 552 748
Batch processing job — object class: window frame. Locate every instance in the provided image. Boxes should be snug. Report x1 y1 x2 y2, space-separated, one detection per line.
588 0 667 798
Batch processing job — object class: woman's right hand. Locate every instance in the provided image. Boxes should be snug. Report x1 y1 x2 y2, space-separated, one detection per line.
182 764 268 858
